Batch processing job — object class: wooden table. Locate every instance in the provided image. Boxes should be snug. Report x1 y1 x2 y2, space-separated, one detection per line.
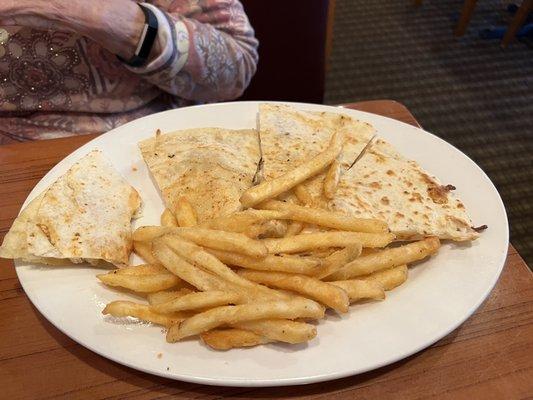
1 100 532 399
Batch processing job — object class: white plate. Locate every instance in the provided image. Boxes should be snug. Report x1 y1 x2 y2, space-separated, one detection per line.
15 101 508 387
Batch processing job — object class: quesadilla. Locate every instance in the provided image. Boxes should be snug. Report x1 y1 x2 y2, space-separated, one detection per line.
259 104 376 180
0 150 142 266
258 104 479 241
138 128 261 223
330 138 479 241
0 192 67 265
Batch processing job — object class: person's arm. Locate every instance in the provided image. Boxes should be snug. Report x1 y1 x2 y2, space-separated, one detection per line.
0 0 147 60
0 0 258 102
128 0 259 102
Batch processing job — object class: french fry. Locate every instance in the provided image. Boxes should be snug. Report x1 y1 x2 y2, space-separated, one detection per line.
263 231 394 254
133 240 160 265
240 130 344 207
153 291 243 313
314 245 362 279
161 236 283 299
260 200 388 233
177 228 269 258
133 226 168 242
299 225 324 234
161 208 178 227
247 219 288 239
329 280 385 302
294 184 315 206
300 248 336 258
133 226 268 258
166 298 325 342
175 196 197 227
152 239 228 291
323 159 341 199
285 221 304 237
238 270 349 313
102 301 187 327
364 265 408 291
326 237 440 280
201 210 287 234
206 248 323 275
147 288 194 305
235 319 317 344
201 329 272 350
361 247 379 256
97 271 180 293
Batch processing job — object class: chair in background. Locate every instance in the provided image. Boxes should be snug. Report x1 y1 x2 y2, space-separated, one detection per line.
414 0 533 46
414 0 478 36
454 0 478 36
501 0 533 47
239 0 331 104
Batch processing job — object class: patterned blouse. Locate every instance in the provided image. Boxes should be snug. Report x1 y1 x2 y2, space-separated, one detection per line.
0 0 258 143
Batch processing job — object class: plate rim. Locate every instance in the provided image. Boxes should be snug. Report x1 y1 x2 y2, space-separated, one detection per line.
14 100 509 387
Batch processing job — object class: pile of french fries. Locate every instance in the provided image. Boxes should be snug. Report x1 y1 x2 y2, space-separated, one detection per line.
99 131 441 350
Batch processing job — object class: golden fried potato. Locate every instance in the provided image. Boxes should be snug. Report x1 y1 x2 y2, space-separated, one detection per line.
326 237 439 280
240 130 344 207
175 196 198 227
263 231 394 254
153 291 243 313
201 329 271 350
329 280 385 302
260 200 387 233
239 270 349 313
102 301 187 327
166 298 325 342
161 208 178 227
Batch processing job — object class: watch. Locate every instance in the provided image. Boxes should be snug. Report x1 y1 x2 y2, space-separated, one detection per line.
118 3 159 68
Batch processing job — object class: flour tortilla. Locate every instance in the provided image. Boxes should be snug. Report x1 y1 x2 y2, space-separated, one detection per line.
0 150 142 266
138 128 261 223
0 192 67 265
258 104 376 204
259 104 376 180
330 138 479 241
259 104 478 241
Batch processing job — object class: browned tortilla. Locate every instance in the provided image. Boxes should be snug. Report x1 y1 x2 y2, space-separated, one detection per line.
138 128 261 223
0 150 142 266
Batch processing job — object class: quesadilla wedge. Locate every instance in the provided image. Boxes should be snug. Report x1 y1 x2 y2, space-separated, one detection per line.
0 150 142 266
259 104 376 180
258 104 479 241
330 138 479 241
0 192 68 265
138 128 261 223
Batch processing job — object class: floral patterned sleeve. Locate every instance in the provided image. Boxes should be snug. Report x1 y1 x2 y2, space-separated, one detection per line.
126 0 258 102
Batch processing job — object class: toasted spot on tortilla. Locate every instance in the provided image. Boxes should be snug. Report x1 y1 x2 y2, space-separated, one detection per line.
409 192 423 203
427 185 451 204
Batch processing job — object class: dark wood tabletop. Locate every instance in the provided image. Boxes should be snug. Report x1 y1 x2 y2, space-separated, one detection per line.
0 100 531 400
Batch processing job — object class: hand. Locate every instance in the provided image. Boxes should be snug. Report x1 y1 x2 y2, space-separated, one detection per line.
0 0 146 60
0 1 67 31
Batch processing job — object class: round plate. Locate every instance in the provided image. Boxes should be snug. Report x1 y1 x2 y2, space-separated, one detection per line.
15 101 508 387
